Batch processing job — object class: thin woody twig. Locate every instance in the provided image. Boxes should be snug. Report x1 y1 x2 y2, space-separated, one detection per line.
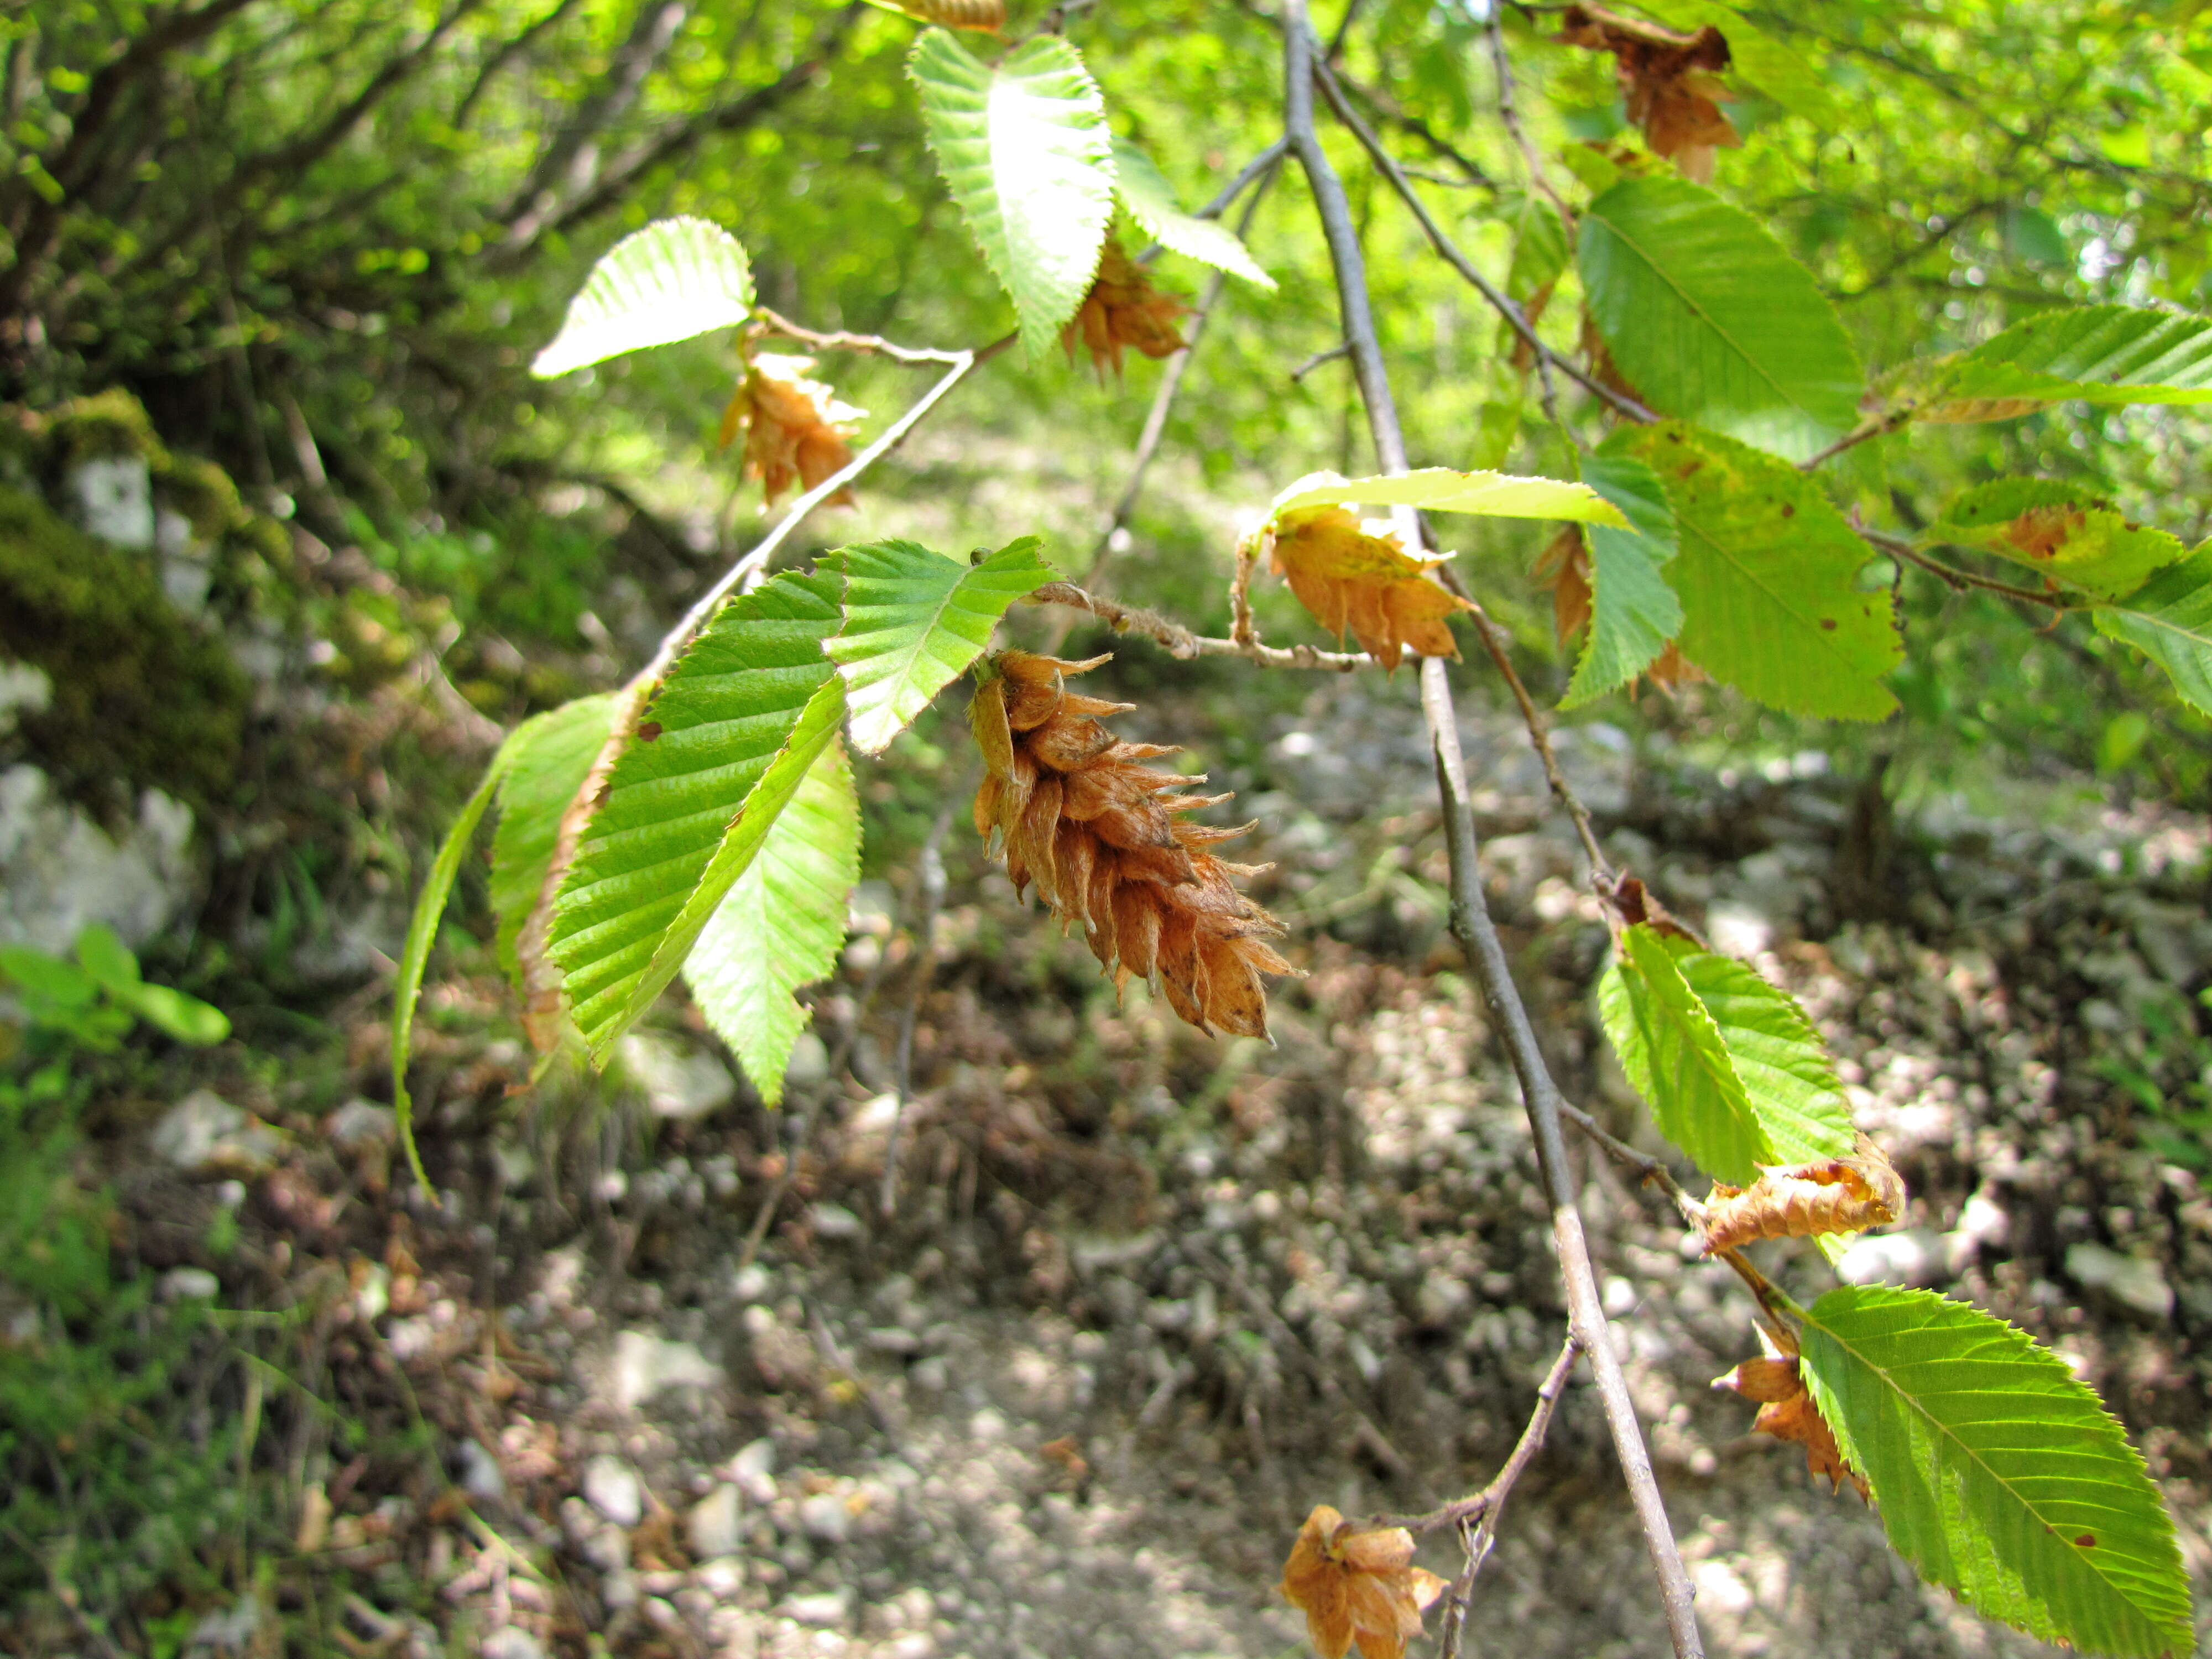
1459 599 1613 878
750 306 973 366
1484 8 1569 219
1559 1102 1705 1229
1372 1333 1581 1536
1305 51 1656 430
1283 9 1705 1652
1026 580 1371 671
1863 528 2072 609
1087 160 1282 584
1291 341 1352 382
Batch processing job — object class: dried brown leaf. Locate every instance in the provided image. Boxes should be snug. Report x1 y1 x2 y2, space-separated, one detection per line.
727 352 865 508
1715 1357 1867 1498
1280 1505 1449 1659
1558 2 1739 180
1703 1134 1906 1253
1062 239 1188 377
1262 505 1476 671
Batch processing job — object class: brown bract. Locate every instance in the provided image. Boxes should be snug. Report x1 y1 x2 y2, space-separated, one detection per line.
1558 3 1739 182
1703 1134 1906 1253
970 650 1296 1039
1062 239 1189 377
1259 505 1476 672
720 352 865 508
1715 1357 1867 1499
1280 1504 1448 1659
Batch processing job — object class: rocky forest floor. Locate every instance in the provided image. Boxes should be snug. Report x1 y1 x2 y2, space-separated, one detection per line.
16 649 2212 1659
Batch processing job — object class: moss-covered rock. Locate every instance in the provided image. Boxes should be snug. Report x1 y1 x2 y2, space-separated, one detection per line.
0 484 248 818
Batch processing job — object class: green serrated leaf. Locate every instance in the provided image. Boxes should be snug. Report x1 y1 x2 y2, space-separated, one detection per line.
1799 1286 2193 1658
1563 450 1681 707
546 570 843 1057
684 740 860 1105
910 29 1114 360
1936 304 2212 411
1924 479 2184 599
2096 544 2212 716
1598 924 1853 1185
1270 468 1630 526
1626 423 1900 719
531 217 754 378
1581 175 1864 461
823 536 1056 755
1112 139 1273 290
489 693 618 987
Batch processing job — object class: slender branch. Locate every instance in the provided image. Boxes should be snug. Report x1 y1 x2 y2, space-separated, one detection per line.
1026 580 1369 671
1372 1334 1580 1536
1863 528 2072 609
1797 409 1912 472
1305 53 1656 429
1484 9 1568 218
1559 1102 1704 1229
1283 9 1704 1652
751 306 972 366
1460 601 1611 878
1088 159 1282 584
1291 341 1351 382
879 770 969 1218
517 337 1010 1035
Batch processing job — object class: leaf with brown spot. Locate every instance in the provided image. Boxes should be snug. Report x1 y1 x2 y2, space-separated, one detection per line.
1558 3 1739 181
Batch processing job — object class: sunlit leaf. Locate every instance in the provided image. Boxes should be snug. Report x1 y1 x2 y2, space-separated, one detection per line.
531 217 755 378
1562 449 1681 707
1112 140 1272 289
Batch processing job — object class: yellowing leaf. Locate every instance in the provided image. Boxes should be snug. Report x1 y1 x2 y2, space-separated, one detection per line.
1269 467 1629 527
1259 505 1475 671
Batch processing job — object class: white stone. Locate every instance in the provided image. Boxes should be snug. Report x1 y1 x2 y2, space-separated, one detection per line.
159 1267 221 1301
2066 1242 2173 1321
810 1202 863 1240
798 1492 848 1544
68 455 155 549
783 1031 830 1092
784 1593 848 1628
0 765 195 954
150 1091 280 1176
612 1330 723 1408
1834 1228 1946 1287
457 1438 506 1501
1944 1187 2010 1274
1704 901 1773 959
327 1099 397 1148
688 1484 745 1560
728 1437 778 1504
582 1454 644 1527
0 664 50 737
187 1595 263 1653
617 1030 737 1120
479 1629 547 1659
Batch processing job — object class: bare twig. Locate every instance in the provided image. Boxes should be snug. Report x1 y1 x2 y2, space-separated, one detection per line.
879 771 970 1217
1087 159 1282 585
1460 601 1613 878
1026 580 1369 671
1305 53 1656 429
1798 409 1915 471
1284 8 1704 1651
1862 527 2072 610
1559 1102 1705 1229
1291 341 1352 382
1484 8 1569 218
751 306 972 366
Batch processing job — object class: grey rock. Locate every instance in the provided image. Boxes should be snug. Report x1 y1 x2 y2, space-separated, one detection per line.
688 1484 745 1560
0 765 195 954
328 1099 397 1149
159 1267 222 1301
617 1030 737 1120
799 1491 849 1544
612 1329 723 1408
150 1091 280 1177
784 1592 849 1628
69 455 155 549
2066 1242 2173 1321
479 1629 547 1659
457 1438 506 1502
582 1453 644 1527
1833 1228 1946 1288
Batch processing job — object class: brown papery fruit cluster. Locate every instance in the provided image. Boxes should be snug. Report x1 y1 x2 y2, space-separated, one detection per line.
1279 1505 1447 1659
1061 239 1188 377
719 352 864 507
971 650 1295 1039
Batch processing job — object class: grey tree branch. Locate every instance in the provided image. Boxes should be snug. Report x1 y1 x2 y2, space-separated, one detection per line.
1282 8 1705 1653
1026 580 1370 672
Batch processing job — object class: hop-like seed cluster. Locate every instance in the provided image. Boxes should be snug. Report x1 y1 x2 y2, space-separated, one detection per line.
971 651 1295 1039
719 352 864 507
1061 240 1188 377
